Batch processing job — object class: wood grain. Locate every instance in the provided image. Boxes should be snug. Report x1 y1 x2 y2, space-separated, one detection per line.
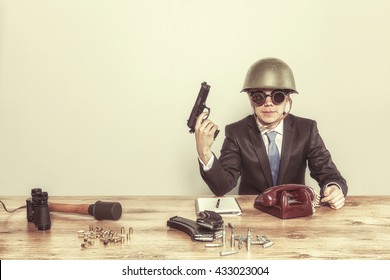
1 195 389 260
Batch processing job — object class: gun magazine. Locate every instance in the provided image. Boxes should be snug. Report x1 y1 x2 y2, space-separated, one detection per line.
167 216 214 242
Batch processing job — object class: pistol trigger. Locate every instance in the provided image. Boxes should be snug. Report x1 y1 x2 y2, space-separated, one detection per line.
204 106 210 118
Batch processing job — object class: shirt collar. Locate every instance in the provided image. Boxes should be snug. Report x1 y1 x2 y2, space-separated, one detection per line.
255 115 284 135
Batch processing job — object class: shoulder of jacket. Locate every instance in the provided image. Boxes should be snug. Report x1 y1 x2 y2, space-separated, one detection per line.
287 114 316 126
226 115 254 130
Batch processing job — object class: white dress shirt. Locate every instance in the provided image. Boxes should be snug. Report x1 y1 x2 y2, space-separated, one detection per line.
257 117 284 157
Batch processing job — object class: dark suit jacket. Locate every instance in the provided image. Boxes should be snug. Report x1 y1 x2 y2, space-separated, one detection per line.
200 114 348 196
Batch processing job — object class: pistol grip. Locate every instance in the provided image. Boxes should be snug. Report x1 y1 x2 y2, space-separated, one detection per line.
214 129 220 139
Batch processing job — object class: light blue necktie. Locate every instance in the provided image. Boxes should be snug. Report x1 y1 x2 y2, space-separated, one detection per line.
266 131 280 185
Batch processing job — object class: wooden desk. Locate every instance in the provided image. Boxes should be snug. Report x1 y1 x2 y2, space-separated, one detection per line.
0 195 389 260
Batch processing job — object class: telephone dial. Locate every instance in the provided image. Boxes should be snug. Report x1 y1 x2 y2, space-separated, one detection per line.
254 184 320 219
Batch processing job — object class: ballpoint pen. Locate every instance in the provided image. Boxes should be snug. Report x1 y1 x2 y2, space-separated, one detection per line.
216 198 220 208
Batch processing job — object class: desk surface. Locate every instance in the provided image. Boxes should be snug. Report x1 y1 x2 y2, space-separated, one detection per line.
1 195 389 260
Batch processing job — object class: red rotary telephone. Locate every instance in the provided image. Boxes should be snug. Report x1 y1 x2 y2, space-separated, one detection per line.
254 184 320 219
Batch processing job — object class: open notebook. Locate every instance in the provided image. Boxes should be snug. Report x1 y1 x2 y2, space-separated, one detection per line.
195 197 242 215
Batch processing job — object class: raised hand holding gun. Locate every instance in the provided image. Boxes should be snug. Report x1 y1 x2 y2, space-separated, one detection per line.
195 111 219 164
187 82 219 138
187 82 219 164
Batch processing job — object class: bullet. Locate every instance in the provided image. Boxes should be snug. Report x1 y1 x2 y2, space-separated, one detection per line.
220 250 239 256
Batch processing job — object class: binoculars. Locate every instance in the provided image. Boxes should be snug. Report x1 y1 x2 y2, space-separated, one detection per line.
26 188 51 230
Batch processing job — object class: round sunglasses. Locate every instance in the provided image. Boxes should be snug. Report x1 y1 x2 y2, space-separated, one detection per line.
248 90 287 106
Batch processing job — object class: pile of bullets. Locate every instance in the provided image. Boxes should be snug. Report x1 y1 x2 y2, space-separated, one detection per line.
205 223 274 256
77 225 133 250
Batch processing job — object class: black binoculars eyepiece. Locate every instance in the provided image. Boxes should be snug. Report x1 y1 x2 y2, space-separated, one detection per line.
26 188 51 231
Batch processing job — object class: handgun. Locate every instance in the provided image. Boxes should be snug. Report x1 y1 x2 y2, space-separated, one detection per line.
196 210 224 231
167 216 216 242
187 82 219 139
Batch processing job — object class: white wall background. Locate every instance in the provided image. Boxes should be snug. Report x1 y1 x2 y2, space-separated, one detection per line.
0 0 389 196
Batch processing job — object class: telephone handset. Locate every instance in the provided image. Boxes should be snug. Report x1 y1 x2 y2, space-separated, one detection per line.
254 184 320 219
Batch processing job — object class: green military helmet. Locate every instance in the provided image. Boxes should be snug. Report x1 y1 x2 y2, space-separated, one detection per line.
242 57 298 93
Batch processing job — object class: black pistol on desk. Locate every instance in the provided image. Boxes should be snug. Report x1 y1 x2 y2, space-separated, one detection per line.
187 82 219 139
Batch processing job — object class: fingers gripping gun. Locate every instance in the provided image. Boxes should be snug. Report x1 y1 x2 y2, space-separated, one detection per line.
187 82 219 139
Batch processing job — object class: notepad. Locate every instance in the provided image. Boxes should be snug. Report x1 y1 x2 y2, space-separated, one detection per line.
195 197 242 215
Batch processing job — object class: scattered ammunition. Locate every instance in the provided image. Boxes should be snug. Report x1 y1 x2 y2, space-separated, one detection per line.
250 240 264 245
237 236 243 250
232 232 274 251
205 226 225 248
112 236 122 243
194 236 214 242
220 250 239 256
213 230 223 239
246 227 251 252
90 234 98 239
222 225 226 246
205 243 224 247
256 235 267 242
78 225 134 249
228 223 235 249
257 235 274 248
262 240 274 248
80 240 95 250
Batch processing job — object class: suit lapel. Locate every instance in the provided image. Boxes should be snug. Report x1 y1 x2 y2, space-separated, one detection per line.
247 116 274 186
278 115 295 184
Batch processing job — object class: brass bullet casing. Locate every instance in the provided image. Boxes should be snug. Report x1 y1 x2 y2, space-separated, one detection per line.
220 250 239 256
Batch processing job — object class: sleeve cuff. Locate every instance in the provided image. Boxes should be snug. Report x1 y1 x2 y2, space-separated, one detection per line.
199 154 215 171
